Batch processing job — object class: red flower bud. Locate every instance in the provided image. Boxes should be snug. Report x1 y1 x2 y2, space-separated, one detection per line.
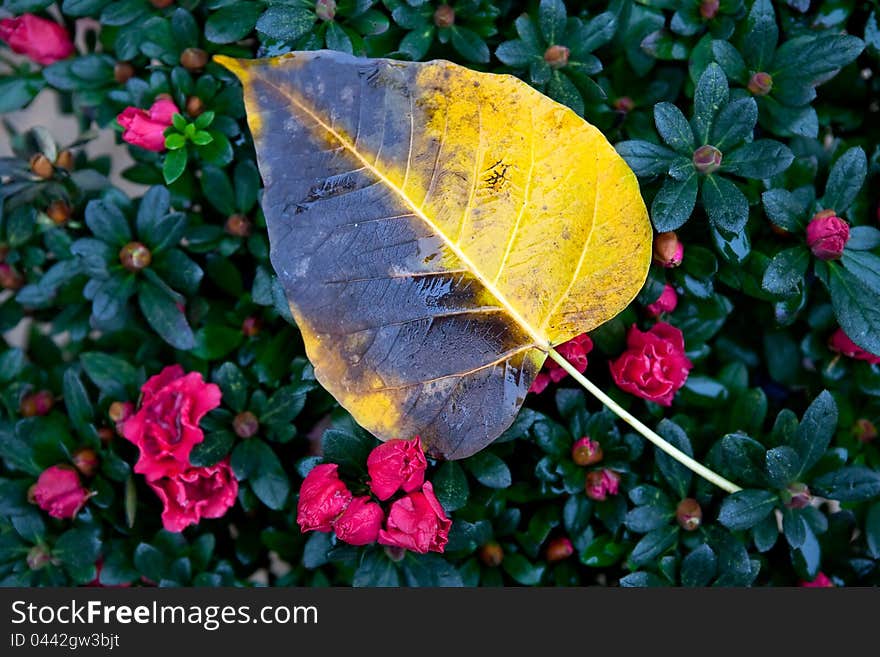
225 214 252 237
72 448 100 478
30 153 53 179
233 411 259 439
333 496 384 545
179 47 208 71
610 322 692 406
297 463 352 533
241 316 262 337
545 537 574 562
0 263 24 290
116 98 179 152
800 572 834 587
693 144 722 174
653 232 683 267
46 200 72 225
645 283 678 317
571 437 603 466
806 211 849 260
853 418 877 443
828 328 880 365
185 95 206 117
55 150 74 171
315 0 337 22
785 482 811 509
433 4 455 28
676 498 702 531
119 242 152 272
613 96 635 113
27 545 52 571
747 72 773 96
544 45 570 69
478 541 504 567
699 0 720 19
367 437 427 500
21 390 54 417
114 61 135 84
377 482 451 554
585 469 620 501
0 14 74 65
151 0 174 7
97 427 115 443
32 465 89 519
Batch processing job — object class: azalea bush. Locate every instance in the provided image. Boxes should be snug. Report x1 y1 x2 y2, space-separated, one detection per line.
2 0 880 588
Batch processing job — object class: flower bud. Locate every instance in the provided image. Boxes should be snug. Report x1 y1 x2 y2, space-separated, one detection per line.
180 47 208 71
46 200 72 225
119 242 152 272
72 448 100 478
545 537 574 562
806 210 849 260
478 541 504 567
27 545 52 571
853 418 877 443
114 61 135 84
108 401 134 424
544 45 570 69
433 4 455 28
699 0 720 20
571 437 603 466
0 263 24 290
747 72 773 96
97 427 115 443
315 0 337 22
233 411 260 439
185 95 205 117
676 498 702 531
29 153 53 179
54 149 74 171
21 390 54 417
613 96 635 113
150 0 174 7
225 214 252 237
241 316 262 337
653 231 683 268
646 283 678 317
692 144 722 174
785 482 811 509
585 469 620 501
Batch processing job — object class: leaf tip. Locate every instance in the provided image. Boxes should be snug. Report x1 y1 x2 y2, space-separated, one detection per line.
214 55 250 82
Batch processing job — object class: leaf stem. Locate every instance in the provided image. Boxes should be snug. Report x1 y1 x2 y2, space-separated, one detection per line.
546 348 742 494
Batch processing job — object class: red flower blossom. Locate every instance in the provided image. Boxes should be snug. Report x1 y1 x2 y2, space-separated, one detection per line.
0 14 73 65
32 465 89 519
609 322 692 406
646 284 678 317
828 328 880 365
378 482 451 554
585 469 620 501
334 496 384 546
148 461 238 533
530 333 593 394
296 463 353 533
800 572 834 587
121 365 221 481
116 98 180 152
806 212 849 260
367 437 427 501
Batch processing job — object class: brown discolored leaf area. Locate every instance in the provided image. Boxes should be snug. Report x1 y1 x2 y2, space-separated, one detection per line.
217 51 651 459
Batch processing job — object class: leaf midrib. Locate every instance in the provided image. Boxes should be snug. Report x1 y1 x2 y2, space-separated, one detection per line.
262 74 551 350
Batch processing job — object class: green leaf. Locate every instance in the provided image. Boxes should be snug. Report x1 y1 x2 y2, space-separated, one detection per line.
464 452 511 489
164 133 187 150
680 544 717 587
198 130 233 166
846 227 880 251
813 467 880 502
653 102 694 154
205 3 263 44
723 140 794 179
762 246 809 296
137 278 195 350
62 369 95 442
616 140 678 176
742 0 777 71
828 265 880 357
433 461 469 513
629 525 678 567
255 5 314 42
650 175 698 232
321 428 374 477
789 390 837 477
230 439 289 509
538 0 567 45
450 26 489 64
624 503 674 534
764 446 800 488
761 187 809 232
822 147 867 215
54 528 101 571
502 553 545 585
85 200 131 246
691 63 729 145
580 535 626 567
402 553 463 587
619 571 668 587
711 97 757 150
133 543 167 583
163 148 188 185
80 352 140 399
702 174 749 234
718 490 778 531
213 362 248 413
655 419 693 498
773 34 865 86
865 501 880 559
711 40 747 83
781 507 807 548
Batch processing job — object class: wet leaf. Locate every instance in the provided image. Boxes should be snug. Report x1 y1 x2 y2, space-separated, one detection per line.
217 51 650 459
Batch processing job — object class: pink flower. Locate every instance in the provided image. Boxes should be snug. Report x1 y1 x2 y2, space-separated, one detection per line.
121 365 221 481
296 464 353 533
148 461 238 533
800 572 834 587
334 496 384 546
530 333 593 394
116 98 180 152
585 469 620 501
378 482 451 554
828 328 880 365
367 437 427 501
571 437 603 466
646 284 678 317
0 14 74 65
32 465 89 519
806 212 849 260
609 322 693 406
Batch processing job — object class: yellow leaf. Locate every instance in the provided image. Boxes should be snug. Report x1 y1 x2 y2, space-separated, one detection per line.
217 51 651 459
